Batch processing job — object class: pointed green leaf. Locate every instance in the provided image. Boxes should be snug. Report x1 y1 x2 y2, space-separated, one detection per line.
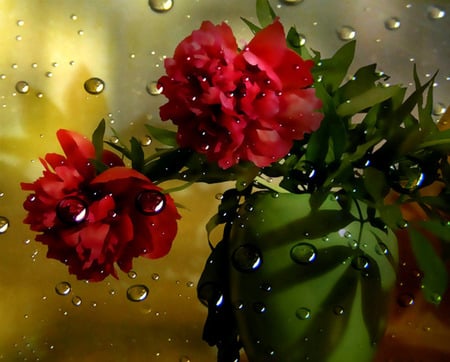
130 137 144 172
256 0 276 28
241 17 261 35
91 119 105 162
145 124 178 147
363 167 389 203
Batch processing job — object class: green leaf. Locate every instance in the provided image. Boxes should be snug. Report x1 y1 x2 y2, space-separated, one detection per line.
240 17 261 35
256 0 276 28
104 140 132 160
337 64 387 101
91 119 105 162
205 213 222 248
414 66 438 134
409 227 448 304
418 128 450 150
145 124 178 147
418 220 450 242
286 26 312 59
130 137 144 172
363 167 389 204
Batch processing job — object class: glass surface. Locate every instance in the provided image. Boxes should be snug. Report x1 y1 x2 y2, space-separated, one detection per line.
0 0 448 360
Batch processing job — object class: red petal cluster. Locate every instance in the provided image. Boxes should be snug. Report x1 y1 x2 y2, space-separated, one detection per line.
159 20 323 169
21 130 180 281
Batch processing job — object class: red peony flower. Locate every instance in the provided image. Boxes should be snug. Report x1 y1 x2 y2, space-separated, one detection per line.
21 130 180 281
158 19 323 169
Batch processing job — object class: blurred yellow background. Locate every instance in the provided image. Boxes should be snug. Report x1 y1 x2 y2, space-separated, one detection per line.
0 0 448 361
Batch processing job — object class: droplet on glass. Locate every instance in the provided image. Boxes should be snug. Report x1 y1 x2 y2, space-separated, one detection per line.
0 74 6 80
337 26 356 41
431 292 442 304
179 356 191 362
375 242 390 256
397 293 415 307
433 102 446 116
36 92 44 99
127 284 149 302
296 307 311 320
283 0 304 4
70 14 78 20
148 0 173 13
17 19 24 26
231 244 262 272
72 296 82 306
140 135 152 146
83 77 105 95
0 216 9 233
428 5 446 19
56 196 88 224
151 272 160 281
253 302 267 313
389 158 425 193
55 281 72 296
45 71 53 78
135 190 166 215
128 270 137 279
385 17 401 30
15 81 29 94
290 243 317 265
352 255 370 270
333 305 345 316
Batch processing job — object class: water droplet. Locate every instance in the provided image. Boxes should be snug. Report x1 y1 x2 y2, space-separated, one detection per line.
36 92 44 99
56 196 88 224
385 17 401 30
231 244 262 272
333 305 345 316
296 307 311 320
140 135 152 146
128 270 137 279
11 63 18 69
15 35 22 41
71 296 82 306
148 0 173 13
45 71 53 78
0 216 9 233
375 242 390 256
186 281 194 288
397 293 415 307
127 284 149 302
431 292 442 304
151 273 160 281
260 282 272 292
290 243 317 264
337 26 356 41
77 29 84 36
70 14 78 20
83 77 105 95
15 81 29 94
433 102 446 116
146 81 163 95
253 302 267 313
55 281 71 296
17 19 24 26
135 190 166 215
428 5 446 20
352 255 370 270
0 74 6 80
389 158 425 193
179 356 191 362
283 0 303 4
215 193 223 200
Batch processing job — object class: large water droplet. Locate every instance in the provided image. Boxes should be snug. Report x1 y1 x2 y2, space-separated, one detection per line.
337 26 356 41
231 244 262 272
0 216 9 233
140 135 152 146
56 197 88 224
148 0 173 13
385 17 401 30
127 284 149 302
15 81 30 94
83 77 105 95
146 81 163 95
428 5 446 20
296 307 311 320
389 158 425 193
55 281 71 296
290 243 317 264
136 190 166 215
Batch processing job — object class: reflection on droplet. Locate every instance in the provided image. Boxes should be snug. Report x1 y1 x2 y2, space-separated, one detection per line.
337 26 356 41
179 356 191 362
109 135 119 144
127 284 149 302
55 281 72 296
333 305 345 316
148 0 174 13
389 158 425 193
0 216 9 233
146 81 163 95
36 92 44 99
296 307 311 320
433 102 446 116
428 5 446 20
15 80 30 94
72 296 82 306
385 17 401 30
290 243 317 264
231 244 262 272
140 135 152 146
397 293 415 307
56 197 88 224
70 14 78 20
151 273 160 281
352 255 370 270
253 302 267 313
375 242 390 256
135 190 166 215
17 19 24 26
83 77 105 95
128 270 137 279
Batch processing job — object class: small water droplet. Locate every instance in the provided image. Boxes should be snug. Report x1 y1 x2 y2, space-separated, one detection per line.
151 273 160 281
231 244 262 272
71 296 82 306
337 25 356 41
0 216 9 233
397 293 415 307
55 281 71 296
290 243 317 264
70 14 78 20
260 282 272 292
352 255 370 270
215 193 223 200
146 81 163 96
17 19 24 26
282 0 304 4
179 356 191 362
148 0 173 12
15 35 22 41
45 71 53 78
333 305 344 316
0 74 6 80
109 135 119 144
253 302 267 313
15 81 29 94
127 284 149 302
433 102 446 116
385 17 401 30
428 5 446 20
83 77 105 95
140 135 152 146
56 196 88 224
296 307 311 320
135 190 166 215
77 29 84 36
36 92 44 99
431 292 442 304
375 242 390 255
128 270 137 279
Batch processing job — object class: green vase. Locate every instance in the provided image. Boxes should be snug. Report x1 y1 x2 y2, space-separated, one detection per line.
226 191 398 361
